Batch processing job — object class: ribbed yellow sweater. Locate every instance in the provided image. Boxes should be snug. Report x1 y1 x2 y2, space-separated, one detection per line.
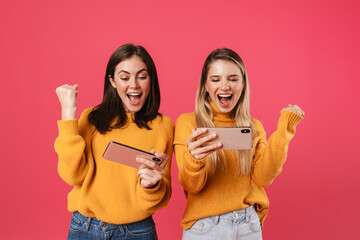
54 108 173 224
174 103 303 230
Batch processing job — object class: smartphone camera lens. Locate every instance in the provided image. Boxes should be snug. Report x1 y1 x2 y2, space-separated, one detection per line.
241 129 250 133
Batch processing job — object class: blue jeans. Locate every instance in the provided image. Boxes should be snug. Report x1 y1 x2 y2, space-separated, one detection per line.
182 205 262 240
68 211 158 240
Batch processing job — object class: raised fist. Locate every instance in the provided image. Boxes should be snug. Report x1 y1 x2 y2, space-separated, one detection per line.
56 84 79 120
283 104 305 117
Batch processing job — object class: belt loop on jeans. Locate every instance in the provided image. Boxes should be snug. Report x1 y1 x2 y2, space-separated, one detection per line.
84 216 92 231
213 215 220 225
245 207 250 223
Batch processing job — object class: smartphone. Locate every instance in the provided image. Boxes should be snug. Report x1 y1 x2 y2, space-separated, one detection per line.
102 141 162 169
196 127 253 150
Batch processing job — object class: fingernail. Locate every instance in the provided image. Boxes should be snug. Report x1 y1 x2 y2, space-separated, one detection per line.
217 143 222 147
212 133 217 137
202 129 207 132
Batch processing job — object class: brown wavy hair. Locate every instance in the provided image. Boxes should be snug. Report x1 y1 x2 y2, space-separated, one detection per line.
88 44 161 134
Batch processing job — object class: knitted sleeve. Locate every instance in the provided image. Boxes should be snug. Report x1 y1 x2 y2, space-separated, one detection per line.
174 113 208 194
136 116 173 214
251 110 303 187
54 108 93 186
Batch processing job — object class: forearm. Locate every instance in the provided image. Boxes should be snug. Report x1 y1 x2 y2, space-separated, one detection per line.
136 175 172 214
175 144 208 194
252 110 303 187
54 120 89 185
136 134 174 213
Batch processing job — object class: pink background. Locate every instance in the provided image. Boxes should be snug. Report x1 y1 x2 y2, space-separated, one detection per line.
1 0 359 239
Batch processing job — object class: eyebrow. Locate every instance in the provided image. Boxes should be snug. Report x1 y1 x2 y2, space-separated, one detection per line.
118 68 148 75
209 74 241 78
137 69 148 74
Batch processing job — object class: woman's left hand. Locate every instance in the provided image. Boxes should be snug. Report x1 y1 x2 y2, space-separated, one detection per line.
283 104 305 117
136 150 168 188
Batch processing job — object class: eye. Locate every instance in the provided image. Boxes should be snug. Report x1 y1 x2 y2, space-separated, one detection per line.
120 77 129 81
138 76 148 80
229 78 239 82
210 79 220 82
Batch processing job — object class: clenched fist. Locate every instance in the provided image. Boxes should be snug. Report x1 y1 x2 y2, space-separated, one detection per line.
56 84 79 120
283 104 305 117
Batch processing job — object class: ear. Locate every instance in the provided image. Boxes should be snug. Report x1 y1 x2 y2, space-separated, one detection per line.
108 75 116 88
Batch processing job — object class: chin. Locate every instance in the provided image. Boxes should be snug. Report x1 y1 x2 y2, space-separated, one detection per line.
124 104 143 114
128 108 141 114
215 102 234 113
219 107 234 113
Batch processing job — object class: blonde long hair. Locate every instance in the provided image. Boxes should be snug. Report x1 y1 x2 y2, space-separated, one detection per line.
195 48 256 175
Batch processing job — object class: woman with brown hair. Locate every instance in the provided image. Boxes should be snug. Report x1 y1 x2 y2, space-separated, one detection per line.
55 43 173 240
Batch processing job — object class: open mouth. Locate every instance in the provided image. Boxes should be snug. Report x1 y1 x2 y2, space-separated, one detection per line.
217 94 233 107
127 93 142 105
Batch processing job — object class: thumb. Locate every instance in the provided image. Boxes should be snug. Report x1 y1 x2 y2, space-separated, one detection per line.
73 84 79 98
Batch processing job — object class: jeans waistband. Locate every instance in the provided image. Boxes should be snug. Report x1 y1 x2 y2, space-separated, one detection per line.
212 205 256 225
73 211 154 231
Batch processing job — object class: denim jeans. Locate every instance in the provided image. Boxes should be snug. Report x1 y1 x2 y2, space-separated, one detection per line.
182 205 262 240
68 211 158 240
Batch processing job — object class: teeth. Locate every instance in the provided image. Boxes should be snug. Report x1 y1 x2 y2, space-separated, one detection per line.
127 93 141 96
218 94 232 97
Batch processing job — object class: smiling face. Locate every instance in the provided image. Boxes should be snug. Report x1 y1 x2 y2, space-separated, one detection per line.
205 59 244 113
109 55 150 113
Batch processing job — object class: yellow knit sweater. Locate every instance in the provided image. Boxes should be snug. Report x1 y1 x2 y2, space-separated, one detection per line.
174 103 303 230
54 107 173 224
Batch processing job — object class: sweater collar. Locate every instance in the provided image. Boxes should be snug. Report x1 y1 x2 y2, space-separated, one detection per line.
126 112 136 122
210 101 235 123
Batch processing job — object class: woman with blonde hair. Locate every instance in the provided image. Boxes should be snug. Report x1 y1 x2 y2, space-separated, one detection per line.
174 48 304 239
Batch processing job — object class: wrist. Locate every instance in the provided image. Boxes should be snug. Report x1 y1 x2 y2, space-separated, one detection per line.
61 107 76 120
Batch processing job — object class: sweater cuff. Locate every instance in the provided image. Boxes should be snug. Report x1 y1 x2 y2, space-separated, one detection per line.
184 149 207 171
57 120 79 136
138 178 166 199
280 110 303 127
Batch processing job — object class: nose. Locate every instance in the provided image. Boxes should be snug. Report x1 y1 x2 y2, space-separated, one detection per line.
129 77 139 89
220 80 230 90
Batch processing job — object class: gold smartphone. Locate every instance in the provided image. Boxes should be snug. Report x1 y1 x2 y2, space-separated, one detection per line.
102 141 162 169
196 127 253 150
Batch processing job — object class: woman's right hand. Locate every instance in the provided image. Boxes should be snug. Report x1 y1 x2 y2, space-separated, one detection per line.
55 84 79 120
283 104 305 117
187 128 223 160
